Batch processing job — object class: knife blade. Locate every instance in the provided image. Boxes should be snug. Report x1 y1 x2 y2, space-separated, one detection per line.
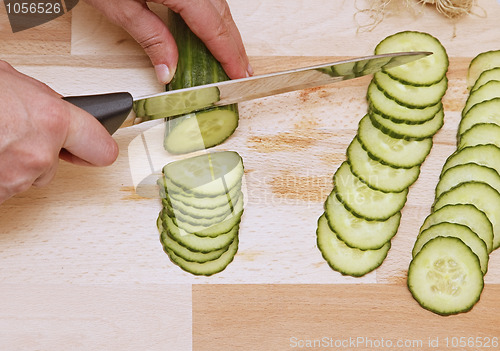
63 51 431 135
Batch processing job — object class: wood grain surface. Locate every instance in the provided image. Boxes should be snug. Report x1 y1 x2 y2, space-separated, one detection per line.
1 0 500 350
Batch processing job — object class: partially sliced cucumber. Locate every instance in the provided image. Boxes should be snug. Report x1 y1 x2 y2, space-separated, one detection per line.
471 68 500 92
419 203 494 253
334 161 408 221
458 98 500 136
164 107 239 154
433 181 500 250
358 114 433 168
436 163 500 199
462 81 500 116
325 190 400 250
367 81 442 124
164 191 239 220
375 31 449 86
441 144 500 177
458 123 500 150
369 108 444 140
467 49 500 89
412 222 489 275
347 137 420 193
374 72 447 108
408 237 484 316
316 214 391 277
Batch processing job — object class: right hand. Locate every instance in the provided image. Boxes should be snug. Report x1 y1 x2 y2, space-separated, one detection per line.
0 61 119 204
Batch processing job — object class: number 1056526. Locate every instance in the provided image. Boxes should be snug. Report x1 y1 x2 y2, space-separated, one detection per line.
5 2 62 14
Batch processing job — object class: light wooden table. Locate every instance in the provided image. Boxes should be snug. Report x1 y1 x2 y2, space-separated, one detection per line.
1 1 500 350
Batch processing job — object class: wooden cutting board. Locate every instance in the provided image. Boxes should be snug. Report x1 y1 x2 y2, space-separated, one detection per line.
1 1 500 349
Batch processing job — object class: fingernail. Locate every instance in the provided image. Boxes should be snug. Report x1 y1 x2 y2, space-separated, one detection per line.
154 64 173 84
247 63 254 77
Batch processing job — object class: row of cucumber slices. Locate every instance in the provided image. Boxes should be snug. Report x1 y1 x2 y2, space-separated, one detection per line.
317 31 449 276
408 49 500 316
156 151 245 275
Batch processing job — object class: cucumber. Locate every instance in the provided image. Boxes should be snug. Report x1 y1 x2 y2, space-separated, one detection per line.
435 163 500 199
458 98 500 137
164 236 239 276
466 50 500 89
433 181 500 250
161 11 239 154
408 237 484 316
412 222 489 275
163 191 239 220
471 67 500 92
162 151 243 197
357 114 433 168
325 190 401 250
462 80 500 117
161 212 239 252
369 107 444 140
334 161 408 221
367 81 442 124
419 204 494 253
458 123 500 150
374 72 448 108
316 214 391 277
374 31 449 86
441 144 500 177
347 137 420 193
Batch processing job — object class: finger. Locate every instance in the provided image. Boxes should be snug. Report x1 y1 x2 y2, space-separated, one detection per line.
164 0 250 79
32 160 58 187
208 0 253 76
61 100 119 167
94 0 178 83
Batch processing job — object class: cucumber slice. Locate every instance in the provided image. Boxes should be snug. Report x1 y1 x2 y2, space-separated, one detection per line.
462 80 500 117
458 123 500 150
357 114 433 168
436 163 500 199
433 181 500 250
162 151 243 197
471 68 500 92
170 196 244 235
164 236 239 276
413 222 489 275
419 204 494 253
441 144 500 177
325 190 401 250
458 98 500 136
158 219 229 263
164 191 239 220
374 72 447 108
367 81 442 124
316 214 391 277
164 107 239 154
374 31 449 86
408 237 484 316
162 212 239 252
334 161 408 221
370 108 444 140
467 49 500 89
347 137 420 192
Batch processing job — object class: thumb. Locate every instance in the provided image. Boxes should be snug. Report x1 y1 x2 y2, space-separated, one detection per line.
61 100 119 167
113 2 178 84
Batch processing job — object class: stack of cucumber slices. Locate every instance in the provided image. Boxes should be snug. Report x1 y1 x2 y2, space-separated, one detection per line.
156 151 245 275
317 31 449 277
408 49 500 316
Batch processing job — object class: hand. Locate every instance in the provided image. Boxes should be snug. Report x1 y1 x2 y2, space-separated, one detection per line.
0 61 119 204
84 0 252 83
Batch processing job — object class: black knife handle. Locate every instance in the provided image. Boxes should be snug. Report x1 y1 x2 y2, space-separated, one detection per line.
63 92 134 135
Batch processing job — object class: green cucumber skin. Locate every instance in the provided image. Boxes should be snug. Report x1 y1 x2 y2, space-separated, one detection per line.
165 11 239 152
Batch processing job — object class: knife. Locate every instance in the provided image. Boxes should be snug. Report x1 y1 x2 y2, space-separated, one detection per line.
63 51 431 135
